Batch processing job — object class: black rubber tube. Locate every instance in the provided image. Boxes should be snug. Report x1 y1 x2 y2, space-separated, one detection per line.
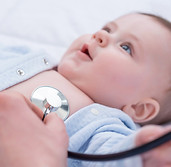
68 131 171 161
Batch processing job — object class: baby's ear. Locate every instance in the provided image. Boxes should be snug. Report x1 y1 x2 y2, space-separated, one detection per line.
122 98 160 123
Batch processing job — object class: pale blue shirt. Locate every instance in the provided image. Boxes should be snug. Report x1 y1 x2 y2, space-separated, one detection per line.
0 44 57 91
65 103 143 167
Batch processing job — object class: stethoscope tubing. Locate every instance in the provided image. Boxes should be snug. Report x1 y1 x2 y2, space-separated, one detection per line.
68 131 171 161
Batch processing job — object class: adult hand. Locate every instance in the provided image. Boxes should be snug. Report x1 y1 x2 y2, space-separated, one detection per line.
135 125 171 167
0 92 68 167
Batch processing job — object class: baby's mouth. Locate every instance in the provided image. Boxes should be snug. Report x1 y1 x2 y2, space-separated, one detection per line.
80 44 92 60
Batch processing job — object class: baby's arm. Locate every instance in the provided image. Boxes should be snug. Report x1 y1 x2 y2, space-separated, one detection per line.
135 125 171 167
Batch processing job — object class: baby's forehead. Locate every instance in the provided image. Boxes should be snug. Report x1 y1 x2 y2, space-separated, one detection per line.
115 13 171 33
102 14 150 29
105 13 171 39
107 13 158 26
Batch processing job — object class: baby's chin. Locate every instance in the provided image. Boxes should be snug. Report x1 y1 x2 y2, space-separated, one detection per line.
57 62 72 80
57 64 64 75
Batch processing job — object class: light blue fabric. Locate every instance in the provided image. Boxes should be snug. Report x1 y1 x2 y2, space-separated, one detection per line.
65 103 143 167
0 44 57 91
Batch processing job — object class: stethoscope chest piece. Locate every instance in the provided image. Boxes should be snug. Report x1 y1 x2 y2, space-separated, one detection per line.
31 86 69 120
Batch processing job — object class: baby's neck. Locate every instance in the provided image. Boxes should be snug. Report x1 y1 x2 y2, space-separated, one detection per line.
3 70 94 116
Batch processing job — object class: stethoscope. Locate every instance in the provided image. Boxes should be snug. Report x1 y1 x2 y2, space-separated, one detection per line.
31 86 171 161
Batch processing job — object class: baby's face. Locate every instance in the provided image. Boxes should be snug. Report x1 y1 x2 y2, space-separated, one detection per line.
58 14 171 109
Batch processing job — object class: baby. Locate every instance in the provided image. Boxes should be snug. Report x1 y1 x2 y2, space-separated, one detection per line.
58 13 171 125
1 13 171 167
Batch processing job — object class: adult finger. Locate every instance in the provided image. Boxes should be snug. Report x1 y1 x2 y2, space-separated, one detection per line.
44 112 67 133
23 95 44 120
0 91 43 120
135 125 171 146
44 112 68 147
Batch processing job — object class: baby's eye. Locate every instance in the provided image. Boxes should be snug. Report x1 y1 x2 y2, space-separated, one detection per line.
121 44 132 55
102 26 111 33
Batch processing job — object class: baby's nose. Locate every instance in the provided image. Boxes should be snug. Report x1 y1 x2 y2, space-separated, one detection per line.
92 30 109 47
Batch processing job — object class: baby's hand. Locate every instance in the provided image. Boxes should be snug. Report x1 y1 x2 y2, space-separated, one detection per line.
135 125 171 167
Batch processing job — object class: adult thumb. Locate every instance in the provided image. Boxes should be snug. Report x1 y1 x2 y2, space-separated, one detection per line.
44 112 67 134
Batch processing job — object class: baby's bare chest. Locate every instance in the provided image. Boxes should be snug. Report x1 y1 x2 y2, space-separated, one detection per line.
3 70 93 116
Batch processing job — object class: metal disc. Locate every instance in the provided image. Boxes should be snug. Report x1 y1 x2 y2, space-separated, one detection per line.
30 86 69 120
